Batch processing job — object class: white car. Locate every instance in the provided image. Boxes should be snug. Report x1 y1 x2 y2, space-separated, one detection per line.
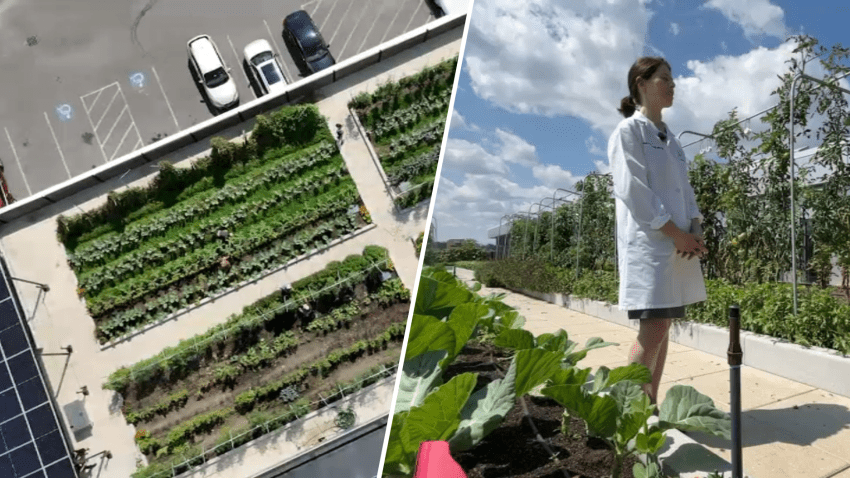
243 39 288 96
188 34 239 111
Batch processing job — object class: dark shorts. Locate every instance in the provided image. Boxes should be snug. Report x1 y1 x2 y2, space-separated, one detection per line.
627 306 685 320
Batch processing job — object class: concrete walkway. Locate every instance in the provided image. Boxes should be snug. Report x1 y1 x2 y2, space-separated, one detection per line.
0 26 462 478
453 268 850 478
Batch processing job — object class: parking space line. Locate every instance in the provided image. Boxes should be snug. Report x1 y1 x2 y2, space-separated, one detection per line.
102 105 127 147
301 0 318 12
43 112 71 179
319 0 343 32
338 3 370 59
94 86 120 131
80 95 108 163
381 3 406 43
263 19 293 83
4 127 31 196
82 83 112 114
226 35 249 87
117 83 144 155
111 123 134 161
356 0 387 55
152 66 180 132
402 1 424 35
328 0 356 48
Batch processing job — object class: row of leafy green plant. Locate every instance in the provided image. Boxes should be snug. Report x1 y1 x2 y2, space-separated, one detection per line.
350 57 457 208
104 246 395 394
382 268 731 478
132 320 406 478
124 277 408 427
472 257 850 354
58 104 332 247
133 362 398 478
57 105 375 343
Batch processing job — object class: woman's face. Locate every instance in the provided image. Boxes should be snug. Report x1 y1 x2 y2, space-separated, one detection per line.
639 64 675 109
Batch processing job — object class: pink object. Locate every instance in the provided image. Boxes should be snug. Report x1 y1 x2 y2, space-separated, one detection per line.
413 441 467 478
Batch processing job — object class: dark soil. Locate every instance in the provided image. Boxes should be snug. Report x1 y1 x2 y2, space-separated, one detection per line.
448 340 638 478
127 298 409 444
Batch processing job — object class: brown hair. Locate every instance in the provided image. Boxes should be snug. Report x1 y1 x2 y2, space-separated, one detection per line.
618 57 672 118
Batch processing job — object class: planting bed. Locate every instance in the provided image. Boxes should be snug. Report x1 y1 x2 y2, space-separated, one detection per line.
448 340 639 478
350 57 458 209
56 105 371 343
109 249 410 477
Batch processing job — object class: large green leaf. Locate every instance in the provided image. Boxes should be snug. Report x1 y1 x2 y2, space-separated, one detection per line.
446 303 488 357
494 328 535 350
404 314 456 361
395 350 447 414
400 373 477 466
382 411 413 476
658 385 732 440
499 309 526 330
584 394 620 438
633 462 662 478
515 348 563 397
541 384 591 417
415 276 473 319
609 380 647 413
610 381 652 444
448 356 518 451
548 367 592 387
536 329 572 353
565 337 619 366
607 363 652 388
635 429 666 455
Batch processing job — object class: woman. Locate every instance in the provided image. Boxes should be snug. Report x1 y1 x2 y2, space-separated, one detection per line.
607 57 708 405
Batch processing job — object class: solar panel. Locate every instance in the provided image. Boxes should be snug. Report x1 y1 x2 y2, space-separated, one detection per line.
0 258 78 478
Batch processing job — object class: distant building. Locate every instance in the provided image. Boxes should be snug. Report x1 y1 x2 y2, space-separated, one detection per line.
487 222 512 259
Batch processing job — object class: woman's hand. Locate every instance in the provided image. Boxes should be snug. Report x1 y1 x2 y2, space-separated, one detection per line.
660 221 708 259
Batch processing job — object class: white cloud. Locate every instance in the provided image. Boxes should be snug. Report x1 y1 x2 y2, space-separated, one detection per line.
495 129 538 167
450 109 467 131
463 0 651 134
442 138 508 176
594 159 612 175
704 0 786 40
665 41 798 141
531 164 580 190
434 173 563 243
670 22 680 35
585 136 605 156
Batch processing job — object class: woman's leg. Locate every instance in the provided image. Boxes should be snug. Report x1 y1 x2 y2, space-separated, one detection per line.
628 318 672 404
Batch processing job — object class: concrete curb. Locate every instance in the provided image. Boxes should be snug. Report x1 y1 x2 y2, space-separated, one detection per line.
515 289 850 399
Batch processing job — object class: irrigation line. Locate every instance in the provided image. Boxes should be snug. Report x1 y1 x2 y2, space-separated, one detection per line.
114 258 392 387
151 364 399 478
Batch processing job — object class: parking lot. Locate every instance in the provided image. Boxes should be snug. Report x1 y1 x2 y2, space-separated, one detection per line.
0 0 437 200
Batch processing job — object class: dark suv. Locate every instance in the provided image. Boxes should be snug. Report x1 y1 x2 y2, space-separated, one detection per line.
282 10 336 75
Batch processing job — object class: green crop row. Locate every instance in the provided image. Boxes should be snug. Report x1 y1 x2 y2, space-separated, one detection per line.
90 183 358 319
97 212 360 341
386 147 439 187
59 104 331 246
125 389 190 426
77 164 347 294
233 320 407 413
367 90 451 141
71 148 340 273
103 247 395 393
68 142 338 265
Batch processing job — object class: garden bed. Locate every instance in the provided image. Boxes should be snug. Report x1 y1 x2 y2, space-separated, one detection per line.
447 340 639 478
113 250 411 477
56 105 372 343
349 57 458 210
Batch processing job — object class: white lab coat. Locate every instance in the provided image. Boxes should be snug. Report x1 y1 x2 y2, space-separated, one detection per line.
607 110 706 311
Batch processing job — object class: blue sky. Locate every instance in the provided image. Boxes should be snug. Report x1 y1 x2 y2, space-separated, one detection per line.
433 0 850 244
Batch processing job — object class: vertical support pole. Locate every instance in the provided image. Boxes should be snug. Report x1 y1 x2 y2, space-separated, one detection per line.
728 304 743 478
